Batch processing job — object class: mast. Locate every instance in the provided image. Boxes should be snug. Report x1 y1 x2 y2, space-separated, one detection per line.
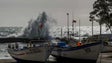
92 20 93 37
72 20 76 36
79 19 81 42
72 11 74 36
72 21 74 36
61 27 63 38
67 13 69 40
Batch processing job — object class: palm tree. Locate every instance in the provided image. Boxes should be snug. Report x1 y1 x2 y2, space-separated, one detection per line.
89 14 94 37
90 0 112 34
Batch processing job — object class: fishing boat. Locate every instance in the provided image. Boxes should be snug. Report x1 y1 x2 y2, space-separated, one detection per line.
51 39 102 63
51 13 102 63
7 40 51 63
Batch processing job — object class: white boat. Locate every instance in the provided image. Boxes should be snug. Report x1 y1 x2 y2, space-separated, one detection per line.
7 40 52 63
51 13 102 63
51 40 102 63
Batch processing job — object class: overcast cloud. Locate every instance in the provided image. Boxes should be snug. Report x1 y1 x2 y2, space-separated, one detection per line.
0 0 98 27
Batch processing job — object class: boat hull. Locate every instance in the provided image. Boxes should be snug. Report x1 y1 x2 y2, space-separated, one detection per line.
8 46 50 63
53 55 97 63
12 56 44 63
51 42 102 63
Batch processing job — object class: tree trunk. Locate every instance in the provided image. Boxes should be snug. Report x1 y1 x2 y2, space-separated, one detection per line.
106 23 112 34
99 23 102 41
109 28 112 34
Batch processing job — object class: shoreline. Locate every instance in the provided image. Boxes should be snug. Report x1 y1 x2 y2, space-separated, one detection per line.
0 59 16 63
0 52 112 63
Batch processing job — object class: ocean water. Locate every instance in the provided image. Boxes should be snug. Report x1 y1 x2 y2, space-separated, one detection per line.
0 43 12 59
0 43 28 59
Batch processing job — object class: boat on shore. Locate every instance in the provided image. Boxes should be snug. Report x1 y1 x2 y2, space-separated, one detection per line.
7 40 52 63
51 38 102 63
51 13 103 63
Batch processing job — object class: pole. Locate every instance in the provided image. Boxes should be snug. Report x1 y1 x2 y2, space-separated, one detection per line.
79 19 80 42
91 20 93 41
92 20 93 37
72 11 74 36
61 27 62 38
100 23 102 40
72 21 74 36
67 13 69 40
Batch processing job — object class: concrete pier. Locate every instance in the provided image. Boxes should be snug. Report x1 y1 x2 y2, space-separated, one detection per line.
97 52 112 63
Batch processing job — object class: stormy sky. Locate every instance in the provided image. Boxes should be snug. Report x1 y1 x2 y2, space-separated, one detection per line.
0 0 98 27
